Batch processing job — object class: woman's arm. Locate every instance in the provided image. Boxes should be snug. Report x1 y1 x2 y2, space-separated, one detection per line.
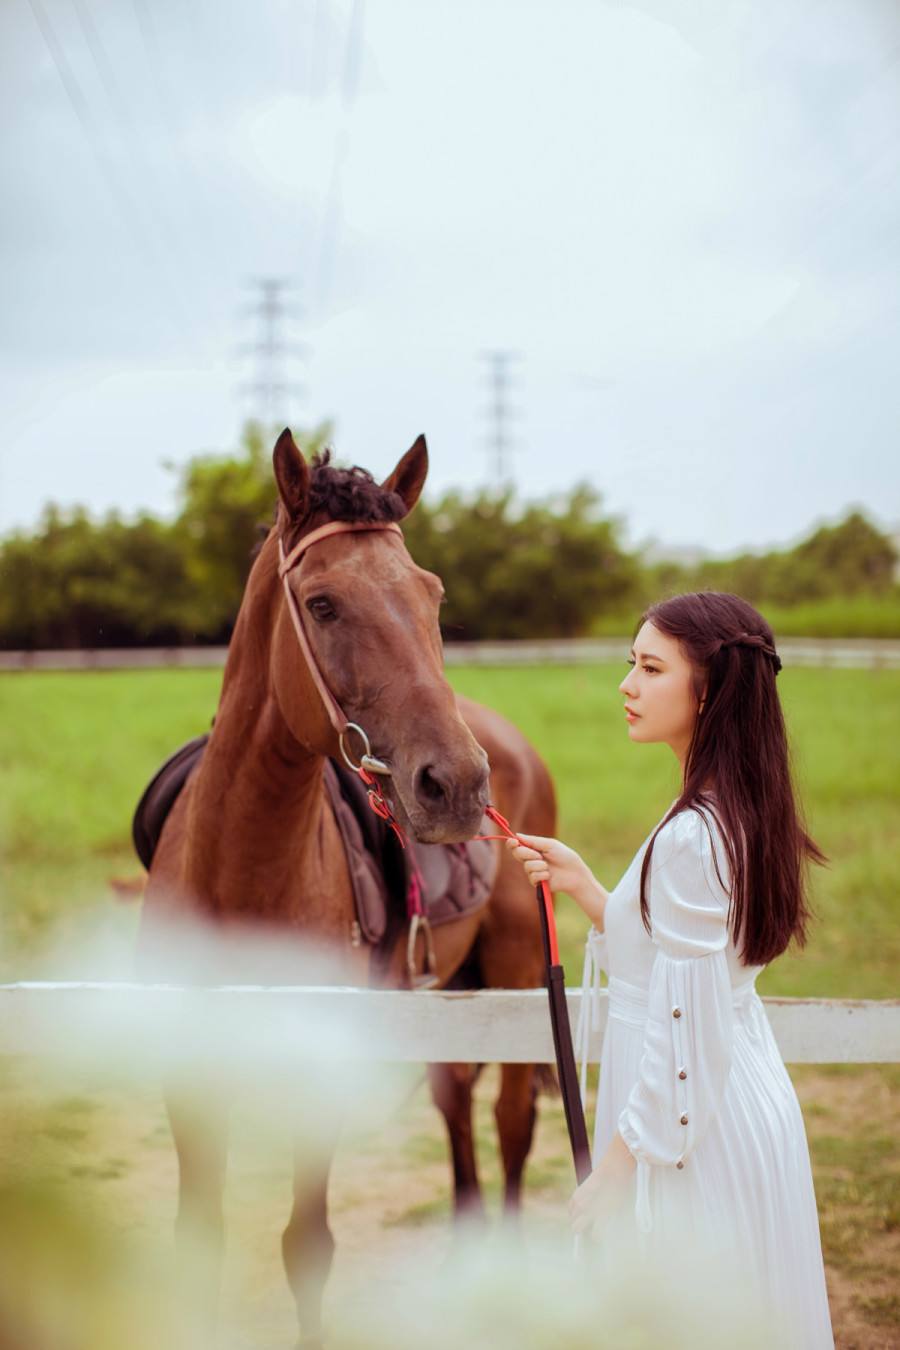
505 834 609 930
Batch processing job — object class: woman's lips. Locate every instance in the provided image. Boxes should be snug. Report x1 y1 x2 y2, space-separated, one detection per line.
625 708 640 722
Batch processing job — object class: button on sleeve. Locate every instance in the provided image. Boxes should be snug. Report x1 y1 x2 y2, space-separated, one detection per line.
617 810 735 1231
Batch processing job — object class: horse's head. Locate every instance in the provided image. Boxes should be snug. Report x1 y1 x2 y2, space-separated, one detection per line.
267 428 490 844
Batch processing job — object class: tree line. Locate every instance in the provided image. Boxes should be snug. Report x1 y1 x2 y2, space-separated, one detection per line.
0 422 896 648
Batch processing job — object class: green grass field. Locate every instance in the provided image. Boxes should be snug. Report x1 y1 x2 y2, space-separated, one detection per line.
0 666 898 1347
1 664 897 995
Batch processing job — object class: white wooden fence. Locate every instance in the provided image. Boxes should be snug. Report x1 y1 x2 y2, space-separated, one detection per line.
2 638 899 671
1 984 897 1065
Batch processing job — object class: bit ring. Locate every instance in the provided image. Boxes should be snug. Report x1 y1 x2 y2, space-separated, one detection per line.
339 722 371 772
339 723 391 775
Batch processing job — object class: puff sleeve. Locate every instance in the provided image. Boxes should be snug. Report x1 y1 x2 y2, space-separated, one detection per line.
617 810 734 1232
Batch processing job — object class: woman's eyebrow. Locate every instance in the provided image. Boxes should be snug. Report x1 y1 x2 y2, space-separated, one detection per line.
629 648 666 663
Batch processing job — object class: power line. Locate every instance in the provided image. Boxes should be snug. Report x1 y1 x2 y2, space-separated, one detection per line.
310 0 366 321
25 0 187 337
128 0 233 288
130 0 169 120
307 0 326 100
68 0 194 307
339 0 366 102
27 0 151 262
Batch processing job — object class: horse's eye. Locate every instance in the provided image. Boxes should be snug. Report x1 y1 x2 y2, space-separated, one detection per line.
306 596 338 622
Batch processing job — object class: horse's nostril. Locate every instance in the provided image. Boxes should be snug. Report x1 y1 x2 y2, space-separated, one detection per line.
415 764 449 805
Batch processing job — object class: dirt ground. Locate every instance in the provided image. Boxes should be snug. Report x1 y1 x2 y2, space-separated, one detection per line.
790 1065 900 1350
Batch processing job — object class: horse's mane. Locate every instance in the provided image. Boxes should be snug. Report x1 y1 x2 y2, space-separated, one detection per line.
257 448 407 558
303 448 407 524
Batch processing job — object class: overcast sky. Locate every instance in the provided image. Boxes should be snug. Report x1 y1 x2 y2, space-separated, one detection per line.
2 0 898 555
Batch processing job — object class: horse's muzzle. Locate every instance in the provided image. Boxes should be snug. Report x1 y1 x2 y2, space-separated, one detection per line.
398 750 491 844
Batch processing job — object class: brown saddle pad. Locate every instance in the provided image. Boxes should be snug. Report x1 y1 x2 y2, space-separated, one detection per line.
132 733 210 871
132 735 498 953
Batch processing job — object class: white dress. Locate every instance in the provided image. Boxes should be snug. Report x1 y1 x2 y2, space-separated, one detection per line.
576 804 834 1349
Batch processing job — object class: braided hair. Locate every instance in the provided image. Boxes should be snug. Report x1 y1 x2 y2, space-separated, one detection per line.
715 631 782 674
635 591 825 967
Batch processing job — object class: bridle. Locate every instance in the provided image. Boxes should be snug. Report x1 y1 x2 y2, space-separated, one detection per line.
276 518 563 999
277 519 403 777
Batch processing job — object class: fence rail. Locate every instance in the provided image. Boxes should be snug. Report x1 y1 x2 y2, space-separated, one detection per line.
1 638 899 672
1 984 897 1064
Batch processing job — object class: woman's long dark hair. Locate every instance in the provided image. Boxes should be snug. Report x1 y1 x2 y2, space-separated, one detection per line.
636 592 826 967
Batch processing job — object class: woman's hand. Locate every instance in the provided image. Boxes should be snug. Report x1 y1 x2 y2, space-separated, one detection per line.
568 1132 636 1235
504 833 605 923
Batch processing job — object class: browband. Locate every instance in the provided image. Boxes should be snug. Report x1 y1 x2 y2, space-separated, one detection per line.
279 520 404 578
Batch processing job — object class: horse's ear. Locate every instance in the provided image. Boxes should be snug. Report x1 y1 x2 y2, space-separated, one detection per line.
273 427 310 521
381 434 428 515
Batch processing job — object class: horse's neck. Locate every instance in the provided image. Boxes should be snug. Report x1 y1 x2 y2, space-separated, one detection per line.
183 548 327 917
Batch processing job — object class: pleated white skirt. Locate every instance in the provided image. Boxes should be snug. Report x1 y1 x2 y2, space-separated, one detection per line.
589 975 835 1350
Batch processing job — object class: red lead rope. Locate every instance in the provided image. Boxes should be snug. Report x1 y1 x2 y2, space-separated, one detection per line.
356 770 559 958
475 805 560 966
358 766 408 846
357 766 425 920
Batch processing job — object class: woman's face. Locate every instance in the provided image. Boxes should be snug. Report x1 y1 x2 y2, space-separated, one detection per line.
618 620 702 763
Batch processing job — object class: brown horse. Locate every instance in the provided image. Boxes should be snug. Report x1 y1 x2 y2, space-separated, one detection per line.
136 429 556 1346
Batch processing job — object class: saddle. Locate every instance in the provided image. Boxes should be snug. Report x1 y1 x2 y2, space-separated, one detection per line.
131 734 498 985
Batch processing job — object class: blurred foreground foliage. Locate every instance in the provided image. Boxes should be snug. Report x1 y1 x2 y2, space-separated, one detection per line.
0 1171 177 1350
1 422 897 646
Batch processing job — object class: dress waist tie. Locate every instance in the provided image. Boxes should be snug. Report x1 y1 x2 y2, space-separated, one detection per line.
607 972 760 1024
575 926 606 1107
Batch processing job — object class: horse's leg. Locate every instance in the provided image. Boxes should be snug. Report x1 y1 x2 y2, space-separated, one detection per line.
427 1061 486 1223
165 1074 231 1344
493 1062 540 1216
282 1140 338 1349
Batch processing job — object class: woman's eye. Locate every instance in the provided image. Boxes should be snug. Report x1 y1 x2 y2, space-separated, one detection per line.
626 657 635 667
307 597 337 621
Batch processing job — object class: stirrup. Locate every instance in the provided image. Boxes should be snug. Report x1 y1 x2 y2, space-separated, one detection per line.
407 912 439 990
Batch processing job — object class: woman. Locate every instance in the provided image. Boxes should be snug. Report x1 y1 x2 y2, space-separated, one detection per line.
507 592 834 1348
